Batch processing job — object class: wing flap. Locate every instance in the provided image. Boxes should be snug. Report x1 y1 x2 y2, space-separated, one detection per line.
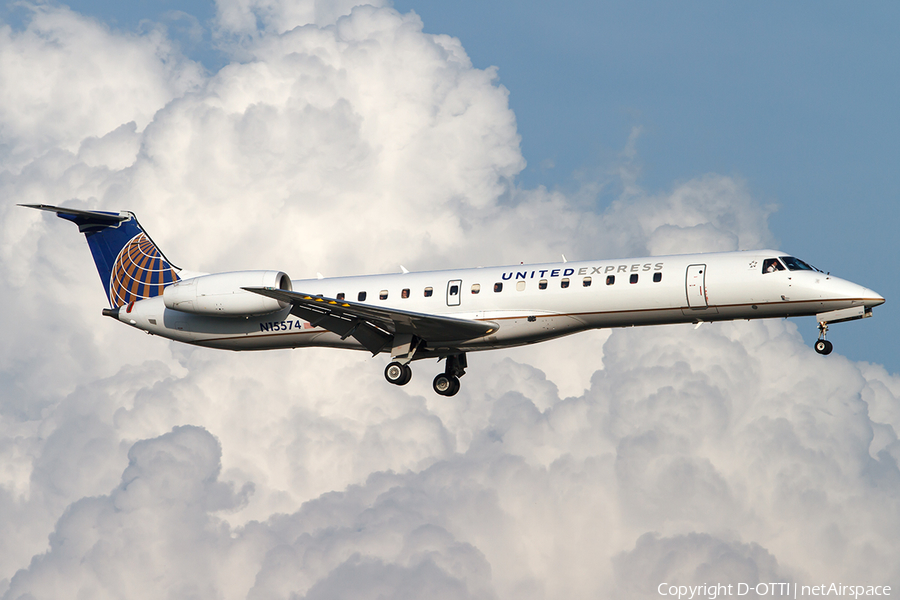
243 287 499 351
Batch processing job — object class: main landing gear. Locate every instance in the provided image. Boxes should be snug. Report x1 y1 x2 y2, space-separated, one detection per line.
432 353 466 397
384 361 413 385
815 322 833 356
383 352 468 396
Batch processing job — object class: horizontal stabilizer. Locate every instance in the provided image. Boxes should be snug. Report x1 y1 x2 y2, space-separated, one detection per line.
20 204 129 232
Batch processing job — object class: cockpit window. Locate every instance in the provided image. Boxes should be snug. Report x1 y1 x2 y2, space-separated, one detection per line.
762 258 785 274
780 256 815 271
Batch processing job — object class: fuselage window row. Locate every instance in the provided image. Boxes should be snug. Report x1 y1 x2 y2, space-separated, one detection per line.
351 269 666 303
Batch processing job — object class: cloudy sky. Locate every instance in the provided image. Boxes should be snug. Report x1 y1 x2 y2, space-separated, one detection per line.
1 1 898 598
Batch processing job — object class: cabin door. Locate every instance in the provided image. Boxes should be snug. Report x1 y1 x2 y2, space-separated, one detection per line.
446 279 462 306
685 264 708 308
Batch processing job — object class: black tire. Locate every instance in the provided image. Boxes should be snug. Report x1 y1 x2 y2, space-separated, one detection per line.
815 340 833 355
399 364 413 386
446 376 460 396
385 362 407 384
433 374 453 395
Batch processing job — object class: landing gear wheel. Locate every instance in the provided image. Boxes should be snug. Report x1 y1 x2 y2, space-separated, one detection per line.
432 374 451 395
433 374 460 396
814 339 833 355
385 362 412 385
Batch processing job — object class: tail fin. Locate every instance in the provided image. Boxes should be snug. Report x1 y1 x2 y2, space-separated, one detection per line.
22 204 181 308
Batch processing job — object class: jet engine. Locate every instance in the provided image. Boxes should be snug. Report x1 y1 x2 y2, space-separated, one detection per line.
163 270 292 317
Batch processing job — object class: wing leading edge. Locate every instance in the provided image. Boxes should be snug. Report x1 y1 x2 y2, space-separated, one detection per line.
243 287 499 355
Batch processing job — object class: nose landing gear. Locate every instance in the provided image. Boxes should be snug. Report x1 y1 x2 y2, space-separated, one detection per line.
813 306 873 356
814 339 833 355
815 322 833 355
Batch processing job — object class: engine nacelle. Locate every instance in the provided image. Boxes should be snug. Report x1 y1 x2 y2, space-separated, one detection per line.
163 270 292 317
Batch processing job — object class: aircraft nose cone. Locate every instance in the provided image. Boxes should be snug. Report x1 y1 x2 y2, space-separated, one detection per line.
827 277 885 309
864 288 885 308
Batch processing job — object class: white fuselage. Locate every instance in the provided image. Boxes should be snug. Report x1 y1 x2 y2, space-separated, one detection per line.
116 249 884 357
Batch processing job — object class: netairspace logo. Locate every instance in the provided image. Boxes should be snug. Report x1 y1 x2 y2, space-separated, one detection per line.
658 582 893 599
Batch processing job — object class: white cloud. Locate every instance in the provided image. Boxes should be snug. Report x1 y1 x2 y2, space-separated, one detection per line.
613 532 788 598
4 426 256 600
213 0 386 39
1 1 898 598
8 323 898 598
0 4 202 171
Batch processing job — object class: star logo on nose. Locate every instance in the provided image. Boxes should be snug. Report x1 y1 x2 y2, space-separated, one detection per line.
749 260 758 269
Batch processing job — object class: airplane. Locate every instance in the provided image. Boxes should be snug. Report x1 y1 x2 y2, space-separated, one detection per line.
22 204 885 396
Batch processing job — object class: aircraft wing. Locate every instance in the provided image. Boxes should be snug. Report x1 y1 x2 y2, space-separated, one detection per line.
243 287 499 355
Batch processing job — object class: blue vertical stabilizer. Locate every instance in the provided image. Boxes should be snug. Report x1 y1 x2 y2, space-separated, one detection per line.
21 204 180 307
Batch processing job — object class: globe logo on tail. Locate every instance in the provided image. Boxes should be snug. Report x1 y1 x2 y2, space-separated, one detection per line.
109 233 180 307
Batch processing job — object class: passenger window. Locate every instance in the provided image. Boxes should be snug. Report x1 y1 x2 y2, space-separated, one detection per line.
607 275 615 285
516 281 526 291
653 272 662 283
449 285 459 295
424 287 433 297
471 284 481 294
401 288 410 299
539 279 548 290
494 282 503 292
583 276 592 287
763 258 785 274
630 274 638 284
358 291 367 301
337 292 345 300
561 278 570 288
380 290 389 300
